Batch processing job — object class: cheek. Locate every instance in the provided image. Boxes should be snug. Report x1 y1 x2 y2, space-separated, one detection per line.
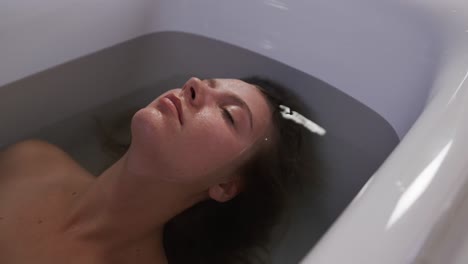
178 115 246 180
128 107 248 185
192 111 241 151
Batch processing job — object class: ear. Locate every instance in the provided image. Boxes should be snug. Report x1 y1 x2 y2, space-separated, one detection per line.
208 175 244 203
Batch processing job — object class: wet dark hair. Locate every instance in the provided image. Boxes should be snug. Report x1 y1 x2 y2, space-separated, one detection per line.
96 77 309 263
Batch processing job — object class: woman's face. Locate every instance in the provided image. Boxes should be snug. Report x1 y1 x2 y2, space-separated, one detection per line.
129 77 273 189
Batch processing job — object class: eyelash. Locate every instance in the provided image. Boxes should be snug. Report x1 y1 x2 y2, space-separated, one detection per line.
222 108 235 125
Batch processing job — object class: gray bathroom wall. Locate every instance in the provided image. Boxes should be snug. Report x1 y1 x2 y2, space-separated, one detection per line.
0 32 399 263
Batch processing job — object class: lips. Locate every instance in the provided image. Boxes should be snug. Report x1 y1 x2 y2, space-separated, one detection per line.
164 93 184 125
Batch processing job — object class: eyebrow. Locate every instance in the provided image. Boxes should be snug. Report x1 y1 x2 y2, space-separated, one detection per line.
206 78 254 131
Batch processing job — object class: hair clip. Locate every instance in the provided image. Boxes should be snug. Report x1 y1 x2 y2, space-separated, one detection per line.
279 105 326 136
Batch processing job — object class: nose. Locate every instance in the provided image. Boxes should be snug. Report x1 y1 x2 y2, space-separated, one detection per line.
182 77 209 109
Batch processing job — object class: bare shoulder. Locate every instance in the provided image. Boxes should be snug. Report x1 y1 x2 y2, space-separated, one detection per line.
0 139 70 165
0 139 91 180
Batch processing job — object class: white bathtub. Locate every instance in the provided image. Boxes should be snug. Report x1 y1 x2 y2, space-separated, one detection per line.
1 1 467 263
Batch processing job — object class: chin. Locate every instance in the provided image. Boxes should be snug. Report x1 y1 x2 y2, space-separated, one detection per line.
130 107 165 151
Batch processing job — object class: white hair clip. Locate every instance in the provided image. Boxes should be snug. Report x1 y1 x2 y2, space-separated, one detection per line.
279 105 326 136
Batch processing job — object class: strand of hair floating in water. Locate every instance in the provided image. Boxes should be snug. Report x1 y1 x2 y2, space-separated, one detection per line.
279 105 326 136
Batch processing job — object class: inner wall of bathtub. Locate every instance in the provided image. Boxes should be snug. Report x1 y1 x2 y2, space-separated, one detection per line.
0 32 399 263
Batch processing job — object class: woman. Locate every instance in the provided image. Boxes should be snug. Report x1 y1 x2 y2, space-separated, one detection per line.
0 77 310 263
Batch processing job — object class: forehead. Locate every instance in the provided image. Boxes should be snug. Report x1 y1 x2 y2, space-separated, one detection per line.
211 78 257 95
210 78 273 139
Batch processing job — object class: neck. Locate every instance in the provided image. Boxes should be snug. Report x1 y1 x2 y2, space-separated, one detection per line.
60 151 207 261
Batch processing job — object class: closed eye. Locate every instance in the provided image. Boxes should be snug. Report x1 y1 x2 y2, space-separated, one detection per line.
222 108 235 126
204 78 252 132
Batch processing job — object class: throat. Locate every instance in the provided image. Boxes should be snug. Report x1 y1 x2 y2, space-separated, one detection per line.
57 151 206 264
